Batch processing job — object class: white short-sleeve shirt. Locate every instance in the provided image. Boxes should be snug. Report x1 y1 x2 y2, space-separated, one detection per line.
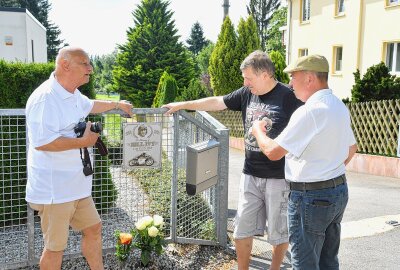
275 89 356 182
25 73 94 204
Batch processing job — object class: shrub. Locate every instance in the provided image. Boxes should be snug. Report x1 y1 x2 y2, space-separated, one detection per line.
178 78 210 101
351 62 400 102
130 153 215 240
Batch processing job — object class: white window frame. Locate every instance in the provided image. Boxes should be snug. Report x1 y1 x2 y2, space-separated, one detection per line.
385 42 400 75
333 46 343 73
301 0 311 22
299 48 308 57
386 0 400 7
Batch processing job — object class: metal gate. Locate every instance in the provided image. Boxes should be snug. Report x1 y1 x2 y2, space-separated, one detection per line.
0 108 229 269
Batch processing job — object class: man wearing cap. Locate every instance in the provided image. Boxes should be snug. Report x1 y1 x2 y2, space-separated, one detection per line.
251 54 357 270
163 50 303 270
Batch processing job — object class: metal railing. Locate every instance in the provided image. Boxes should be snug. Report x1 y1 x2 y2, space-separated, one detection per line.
0 108 229 269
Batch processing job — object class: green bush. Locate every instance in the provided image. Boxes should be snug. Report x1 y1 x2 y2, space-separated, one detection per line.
0 61 115 225
351 62 400 102
178 78 210 101
130 154 215 240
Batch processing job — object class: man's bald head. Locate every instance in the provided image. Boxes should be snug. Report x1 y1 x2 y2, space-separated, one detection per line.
55 46 89 68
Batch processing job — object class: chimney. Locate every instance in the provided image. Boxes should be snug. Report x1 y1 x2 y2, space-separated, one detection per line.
222 0 230 19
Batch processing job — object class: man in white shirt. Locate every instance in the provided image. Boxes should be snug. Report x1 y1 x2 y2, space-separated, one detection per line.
251 55 357 270
25 46 132 270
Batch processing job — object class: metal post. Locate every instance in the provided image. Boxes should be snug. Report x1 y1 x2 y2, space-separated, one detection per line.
217 128 229 247
222 0 230 19
170 112 180 242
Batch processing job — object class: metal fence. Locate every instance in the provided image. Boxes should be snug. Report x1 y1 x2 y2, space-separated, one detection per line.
0 108 229 269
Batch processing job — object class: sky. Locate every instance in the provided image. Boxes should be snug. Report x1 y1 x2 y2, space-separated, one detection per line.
48 0 249 56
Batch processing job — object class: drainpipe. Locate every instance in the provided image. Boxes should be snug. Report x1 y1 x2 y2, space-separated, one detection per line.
356 0 364 72
286 0 293 64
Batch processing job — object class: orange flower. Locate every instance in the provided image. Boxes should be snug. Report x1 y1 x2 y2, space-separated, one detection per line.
119 233 133 245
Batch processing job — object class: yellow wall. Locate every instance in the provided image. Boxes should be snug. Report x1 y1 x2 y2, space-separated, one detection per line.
288 0 400 98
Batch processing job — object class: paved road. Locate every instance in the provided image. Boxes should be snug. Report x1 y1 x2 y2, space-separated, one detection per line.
228 148 400 270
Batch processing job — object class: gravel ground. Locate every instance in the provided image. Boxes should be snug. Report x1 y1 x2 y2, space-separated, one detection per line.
3 166 236 270
16 244 236 270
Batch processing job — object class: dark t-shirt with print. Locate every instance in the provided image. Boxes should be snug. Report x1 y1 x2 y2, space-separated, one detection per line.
223 82 303 179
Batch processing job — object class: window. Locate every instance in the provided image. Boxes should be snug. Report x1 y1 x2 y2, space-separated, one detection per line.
387 0 400 7
301 0 310 22
333 46 343 73
385 42 400 74
299 49 308 57
336 0 345 15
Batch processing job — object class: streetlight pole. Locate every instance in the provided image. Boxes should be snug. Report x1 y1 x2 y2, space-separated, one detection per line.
222 0 230 19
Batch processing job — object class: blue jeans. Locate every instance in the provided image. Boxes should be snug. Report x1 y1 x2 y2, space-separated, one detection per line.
288 181 348 270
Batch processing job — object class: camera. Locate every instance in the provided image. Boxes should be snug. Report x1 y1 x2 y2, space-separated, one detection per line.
74 121 102 138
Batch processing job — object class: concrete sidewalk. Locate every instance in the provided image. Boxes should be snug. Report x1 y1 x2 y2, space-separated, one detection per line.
227 148 400 270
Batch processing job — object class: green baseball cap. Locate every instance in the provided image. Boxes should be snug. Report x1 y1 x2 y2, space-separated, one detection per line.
283 54 329 73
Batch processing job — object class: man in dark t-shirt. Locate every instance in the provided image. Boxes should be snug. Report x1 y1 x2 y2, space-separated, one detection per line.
163 50 303 270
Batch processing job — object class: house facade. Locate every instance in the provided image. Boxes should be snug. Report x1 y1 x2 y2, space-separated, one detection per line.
285 0 400 98
0 7 47 63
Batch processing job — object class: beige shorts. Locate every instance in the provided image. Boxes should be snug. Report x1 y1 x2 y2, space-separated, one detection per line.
29 196 101 251
233 174 289 245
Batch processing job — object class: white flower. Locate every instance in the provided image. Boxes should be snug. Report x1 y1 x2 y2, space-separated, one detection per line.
148 226 159 237
153 215 164 227
142 216 153 227
135 219 146 231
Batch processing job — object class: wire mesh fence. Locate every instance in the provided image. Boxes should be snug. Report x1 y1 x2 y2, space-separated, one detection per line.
0 108 229 269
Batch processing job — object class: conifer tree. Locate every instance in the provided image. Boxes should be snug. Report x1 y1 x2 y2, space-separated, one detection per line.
113 0 195 107
160 74 178 105
237 15 261 64
186 22 209 55
152 71 169 108
208 16 241 96
180 78 209 101
269 50 289 83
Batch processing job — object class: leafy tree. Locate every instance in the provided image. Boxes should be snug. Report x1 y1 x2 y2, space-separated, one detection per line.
266 7 287 55
237 15 261 63
179 78 210 101
247 0 281 50
92 51 117 94
196 43 215 75
113 0 195 108
186 22 209 55
351 62 400 102
209 16 241 96
269 50 289 83
0 0 65 61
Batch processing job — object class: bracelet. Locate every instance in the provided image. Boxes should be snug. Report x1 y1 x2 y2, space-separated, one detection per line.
115 102 120 110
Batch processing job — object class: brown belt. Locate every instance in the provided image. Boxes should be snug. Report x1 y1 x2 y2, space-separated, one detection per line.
287 175 346 191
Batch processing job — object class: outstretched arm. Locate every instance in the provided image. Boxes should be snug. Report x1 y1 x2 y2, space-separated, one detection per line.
162 96 227 115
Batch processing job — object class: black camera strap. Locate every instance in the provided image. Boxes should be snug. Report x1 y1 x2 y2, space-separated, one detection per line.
80 147 94 176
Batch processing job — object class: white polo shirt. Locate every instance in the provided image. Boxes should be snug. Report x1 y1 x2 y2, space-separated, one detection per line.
275 89 356 182
25 73 94 204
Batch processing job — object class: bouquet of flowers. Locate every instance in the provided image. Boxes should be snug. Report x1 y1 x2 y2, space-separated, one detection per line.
132 215 166 266
114 230 133 262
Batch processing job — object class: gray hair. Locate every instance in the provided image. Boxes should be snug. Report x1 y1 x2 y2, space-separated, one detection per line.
305 71 329 82
240 50 275 77
55 46 88 67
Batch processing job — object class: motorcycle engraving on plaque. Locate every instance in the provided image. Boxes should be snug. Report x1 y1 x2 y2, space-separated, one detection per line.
123 122 162 169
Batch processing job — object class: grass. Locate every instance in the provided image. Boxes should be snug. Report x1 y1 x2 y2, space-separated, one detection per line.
96 93 122 145
96 93 120 101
